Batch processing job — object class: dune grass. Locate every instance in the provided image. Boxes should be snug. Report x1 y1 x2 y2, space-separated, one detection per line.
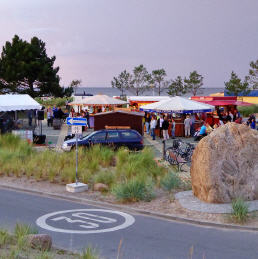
0 223 88 258
231 198 249 223
0 134 178 202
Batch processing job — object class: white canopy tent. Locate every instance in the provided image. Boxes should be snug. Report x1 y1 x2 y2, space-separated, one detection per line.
0 94 41 112
139 96 214 113
69 94 127 106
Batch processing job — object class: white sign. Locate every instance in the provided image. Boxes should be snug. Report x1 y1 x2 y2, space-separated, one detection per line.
72 126 82 134
36 209 135 234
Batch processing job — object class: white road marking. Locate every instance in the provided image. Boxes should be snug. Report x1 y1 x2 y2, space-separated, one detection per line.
36 209 135 234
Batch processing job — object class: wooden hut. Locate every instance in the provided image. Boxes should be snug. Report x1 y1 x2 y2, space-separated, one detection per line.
94 111 144 135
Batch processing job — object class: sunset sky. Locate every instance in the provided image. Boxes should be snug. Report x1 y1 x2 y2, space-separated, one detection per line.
1 0 257 87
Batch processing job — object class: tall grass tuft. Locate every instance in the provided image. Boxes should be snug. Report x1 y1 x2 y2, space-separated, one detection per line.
161 171 182 192
116 147 130 171
231 198 249 223
99 147 114 167
14 223 38 251
93 170 115 187
80 246 100 259
112 177 155 202
0 228 12 246
14 223 38 238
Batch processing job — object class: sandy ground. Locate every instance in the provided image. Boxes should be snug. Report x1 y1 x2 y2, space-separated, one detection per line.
1 176 258 228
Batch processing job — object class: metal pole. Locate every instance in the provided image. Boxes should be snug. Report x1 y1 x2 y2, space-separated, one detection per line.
162 140 166 160
76 133 78 184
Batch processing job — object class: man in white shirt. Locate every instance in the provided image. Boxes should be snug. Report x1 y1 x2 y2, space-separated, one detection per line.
184 115 191 137
150 116 157 140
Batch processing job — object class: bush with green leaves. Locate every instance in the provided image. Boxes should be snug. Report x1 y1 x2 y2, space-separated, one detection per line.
161 171 182 192
231 198 249 223
238 105 258 117
112 177 155 202
35 97 73 108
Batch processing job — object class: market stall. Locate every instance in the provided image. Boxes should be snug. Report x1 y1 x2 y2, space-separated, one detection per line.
127 96 170 110
69 94 127 127
0 94 41 141
94 110 144 135
191 96 252 125
139 96 214 137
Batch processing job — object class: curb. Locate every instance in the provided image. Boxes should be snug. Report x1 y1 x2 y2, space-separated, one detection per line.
1 184 258 232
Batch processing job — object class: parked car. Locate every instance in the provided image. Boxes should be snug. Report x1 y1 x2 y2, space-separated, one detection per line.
62 129 144 151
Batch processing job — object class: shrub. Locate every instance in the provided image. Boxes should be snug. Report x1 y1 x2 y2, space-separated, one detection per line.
238 105 258 117
112 177 155 202
161 171 182 192
231 198 249 223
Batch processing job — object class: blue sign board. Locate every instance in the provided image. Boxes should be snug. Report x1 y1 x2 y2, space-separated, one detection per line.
66 117 87 126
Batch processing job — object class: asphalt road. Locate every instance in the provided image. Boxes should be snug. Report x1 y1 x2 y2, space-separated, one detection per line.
1 188 258 259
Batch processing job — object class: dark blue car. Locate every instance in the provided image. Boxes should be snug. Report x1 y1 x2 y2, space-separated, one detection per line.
62 129 144 151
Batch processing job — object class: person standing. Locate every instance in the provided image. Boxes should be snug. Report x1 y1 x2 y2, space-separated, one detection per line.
47 107 53 127
27 110 33 127
56 107 64 120
162 116 169 141
190 114 196 136
171 118 176 139
150 116 157 140
145 113 151 134
159 115 164 138
52 105 58 119
85 109 90 128
184 115 191 137
225 112 232 123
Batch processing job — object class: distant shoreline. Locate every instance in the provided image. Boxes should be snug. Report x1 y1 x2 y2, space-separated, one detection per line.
74 87 224 97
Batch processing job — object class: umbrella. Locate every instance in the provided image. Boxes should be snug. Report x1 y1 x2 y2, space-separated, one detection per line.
139 96 214 113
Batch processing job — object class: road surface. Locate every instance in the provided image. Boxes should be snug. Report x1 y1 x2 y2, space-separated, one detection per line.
0 188 258 259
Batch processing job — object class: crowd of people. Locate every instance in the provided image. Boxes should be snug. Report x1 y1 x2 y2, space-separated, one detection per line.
144 113 176 141
45 106 91 129
69 108 91 128
46 105 66 127
144 108 257 142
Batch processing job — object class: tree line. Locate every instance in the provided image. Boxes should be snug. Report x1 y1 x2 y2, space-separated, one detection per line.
111 65 204 96
224 60 258 96
112 61 258 97
0 35 257 98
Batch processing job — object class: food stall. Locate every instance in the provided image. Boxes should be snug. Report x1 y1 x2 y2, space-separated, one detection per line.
191 96 252 125
127 96 170 110
69 94 127 127
140 96 214 137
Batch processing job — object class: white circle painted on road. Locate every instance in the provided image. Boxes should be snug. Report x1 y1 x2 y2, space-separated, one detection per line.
36 209 135 234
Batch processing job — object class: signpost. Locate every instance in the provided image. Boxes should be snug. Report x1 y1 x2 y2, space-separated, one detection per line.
66 117 88 193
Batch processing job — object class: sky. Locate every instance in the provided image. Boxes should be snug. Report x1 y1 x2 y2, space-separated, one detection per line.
0 0 257 88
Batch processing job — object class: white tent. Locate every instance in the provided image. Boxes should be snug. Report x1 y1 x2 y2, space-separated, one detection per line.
139 96 214 113
0 94 41 112
69 94 127 106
